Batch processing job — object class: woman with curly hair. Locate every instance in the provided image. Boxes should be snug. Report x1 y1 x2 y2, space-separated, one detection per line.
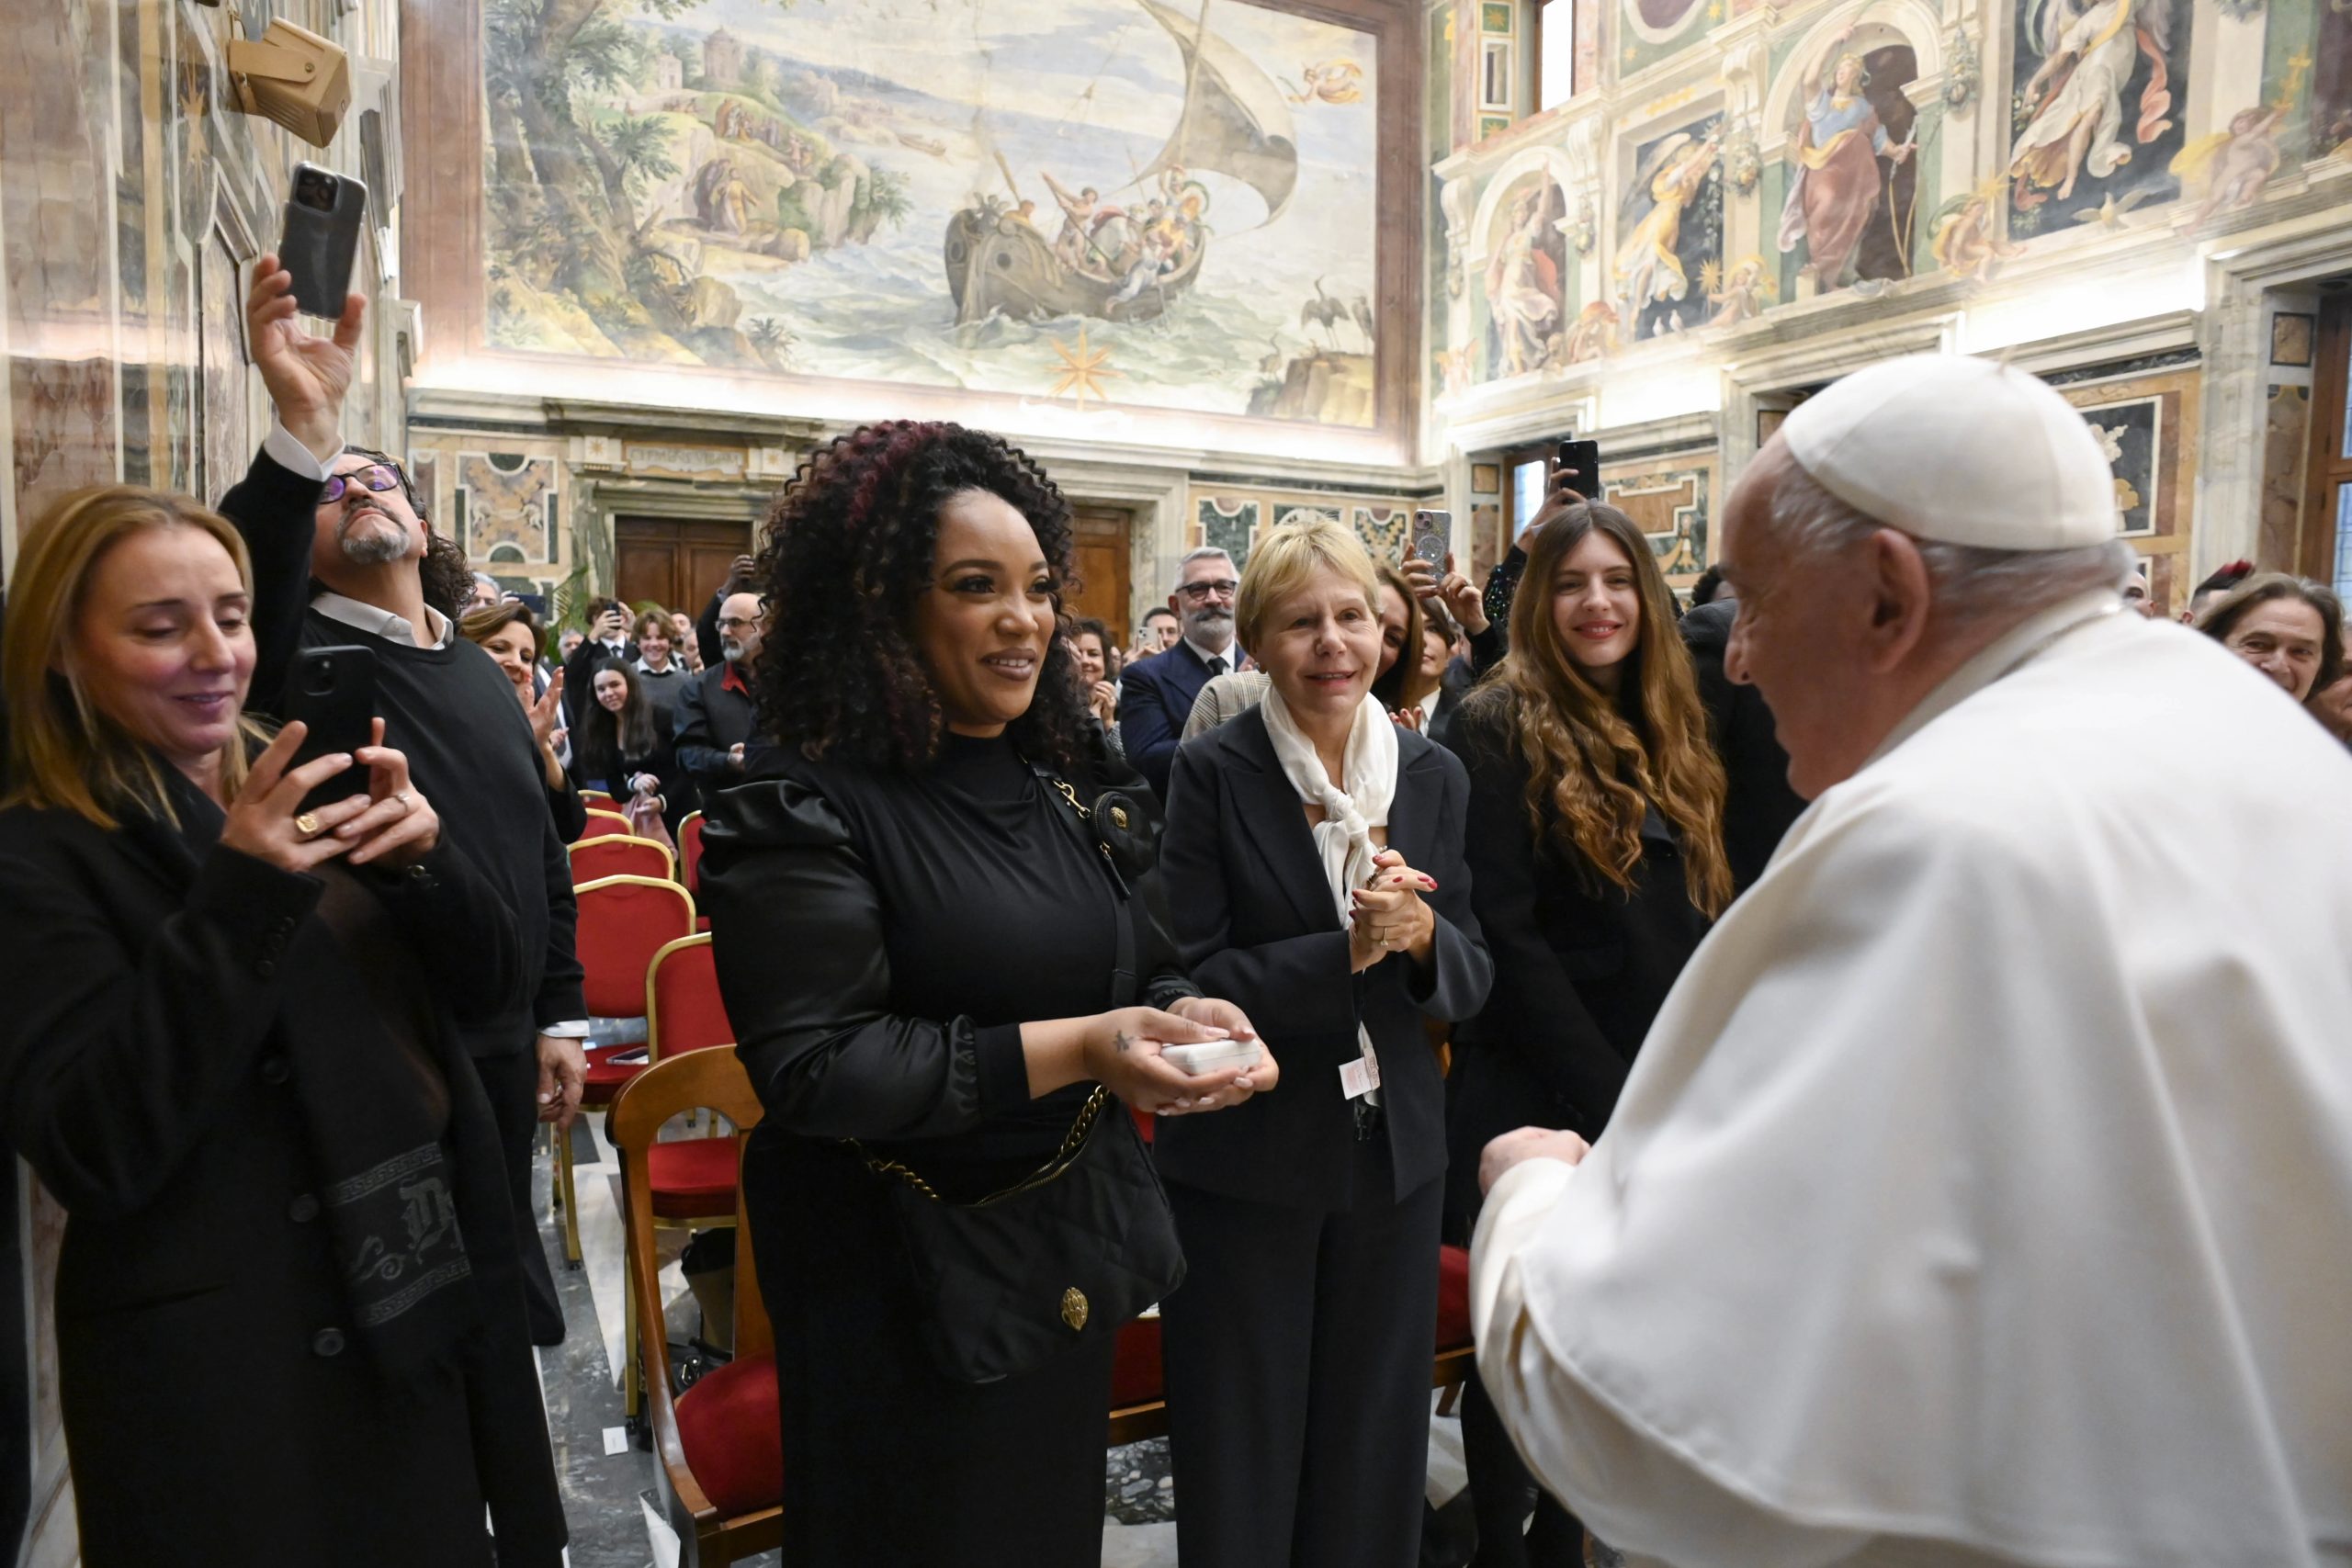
1444 500 1730 1568
698 420 1276 1565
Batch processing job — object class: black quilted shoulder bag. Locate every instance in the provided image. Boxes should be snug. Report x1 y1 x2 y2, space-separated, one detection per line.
845 762 1183 1384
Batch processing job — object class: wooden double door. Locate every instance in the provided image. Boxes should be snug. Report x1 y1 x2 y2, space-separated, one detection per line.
615 515 756 615
613 506 1136 637
1069 506 1135 646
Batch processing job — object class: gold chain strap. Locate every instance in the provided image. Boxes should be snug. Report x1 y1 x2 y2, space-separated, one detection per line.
848 767 1117 1203
851 1085 1111 1206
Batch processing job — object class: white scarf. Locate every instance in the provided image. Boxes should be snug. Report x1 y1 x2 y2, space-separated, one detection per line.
1261 688 1397 1100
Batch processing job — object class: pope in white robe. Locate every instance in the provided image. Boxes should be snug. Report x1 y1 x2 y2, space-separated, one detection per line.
1470 354 2352 1568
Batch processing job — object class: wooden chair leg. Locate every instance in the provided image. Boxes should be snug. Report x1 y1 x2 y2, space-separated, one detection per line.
1437 1379 1464 1418
623 1239 640 1419
558 1120 583 1268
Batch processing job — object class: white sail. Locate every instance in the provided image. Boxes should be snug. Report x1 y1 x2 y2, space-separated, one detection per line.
1136 0 1302 228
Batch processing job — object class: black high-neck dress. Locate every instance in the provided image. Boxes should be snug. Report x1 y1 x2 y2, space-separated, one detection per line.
701 730 1197 1566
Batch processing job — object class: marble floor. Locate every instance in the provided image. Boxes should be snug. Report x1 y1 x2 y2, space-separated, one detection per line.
530 1112 1472 1567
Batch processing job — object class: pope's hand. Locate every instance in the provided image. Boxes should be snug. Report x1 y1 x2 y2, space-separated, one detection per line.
1479 1125 1590 1196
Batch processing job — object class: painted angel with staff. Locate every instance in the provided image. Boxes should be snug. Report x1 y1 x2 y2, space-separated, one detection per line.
1776 23 1915 290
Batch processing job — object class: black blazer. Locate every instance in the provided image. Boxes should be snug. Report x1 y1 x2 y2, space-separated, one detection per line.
1120 640 1226 797
0 799 562 1565
1679 598 1805 893
1445 696 1713 1214
1157 706 1492 1210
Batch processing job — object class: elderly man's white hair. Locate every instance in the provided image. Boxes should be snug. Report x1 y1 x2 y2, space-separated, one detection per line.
1170 546 1234 592
1766 457 2136 626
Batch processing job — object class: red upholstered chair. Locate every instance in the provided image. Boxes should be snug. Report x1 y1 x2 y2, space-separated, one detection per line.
615 934 744 1424
555 876 696 1269
570 833 675 886
576 807 633 842
677 811 707 894
611 1051 779 1566
581 787 616 805
1102 1246 1480 1443
1433 1243 1475 1414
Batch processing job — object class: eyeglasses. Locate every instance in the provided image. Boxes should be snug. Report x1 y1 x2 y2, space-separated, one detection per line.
1175 579 1239 603
717 616 759 631
319 463 404 505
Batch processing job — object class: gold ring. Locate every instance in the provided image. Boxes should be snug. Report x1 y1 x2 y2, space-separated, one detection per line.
293 812 323 837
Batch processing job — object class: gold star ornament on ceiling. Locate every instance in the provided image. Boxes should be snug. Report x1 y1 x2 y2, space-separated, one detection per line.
1047 328 1120 411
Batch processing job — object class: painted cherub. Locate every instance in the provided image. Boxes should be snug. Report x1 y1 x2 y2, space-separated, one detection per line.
2170 105 2286 230
1287 59 1365 106
1702 255 1776 326
1563 299 1621 364
1930 177 2025 285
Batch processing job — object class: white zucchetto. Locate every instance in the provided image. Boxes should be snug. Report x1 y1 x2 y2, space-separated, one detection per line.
1781 353 2120 551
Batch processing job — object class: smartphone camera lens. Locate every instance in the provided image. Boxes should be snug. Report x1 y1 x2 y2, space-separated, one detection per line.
295 170 339 213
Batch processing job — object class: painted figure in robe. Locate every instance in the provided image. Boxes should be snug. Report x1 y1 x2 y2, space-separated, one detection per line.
1777 27 1914 288
2009 0 2174 207
1613 130 1722 333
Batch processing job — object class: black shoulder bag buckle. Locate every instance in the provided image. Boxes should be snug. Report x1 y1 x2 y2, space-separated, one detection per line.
844 760 1183 1385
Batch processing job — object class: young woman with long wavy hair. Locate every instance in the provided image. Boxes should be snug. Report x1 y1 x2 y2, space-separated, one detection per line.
1444 500 1731 1568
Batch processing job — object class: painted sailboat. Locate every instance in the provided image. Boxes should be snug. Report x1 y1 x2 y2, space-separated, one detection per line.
943 0 1301 326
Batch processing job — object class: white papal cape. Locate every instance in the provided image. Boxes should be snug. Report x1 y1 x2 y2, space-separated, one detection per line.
1472 591 2352 1568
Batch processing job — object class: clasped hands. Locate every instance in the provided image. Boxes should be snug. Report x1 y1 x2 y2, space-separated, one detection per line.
1349 849 1436 973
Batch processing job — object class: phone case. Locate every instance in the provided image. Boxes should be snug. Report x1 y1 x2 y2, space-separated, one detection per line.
278 164 369 318
283 646 379 815
1412 510 1451 565
1556 440 1602 502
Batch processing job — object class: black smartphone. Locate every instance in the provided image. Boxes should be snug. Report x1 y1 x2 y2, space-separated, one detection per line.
1411 509 1451 566
277 163 368 318
1555 438 1602 504
282 646 378 816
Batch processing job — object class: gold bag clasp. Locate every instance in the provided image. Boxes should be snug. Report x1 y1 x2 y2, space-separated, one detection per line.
1060 1286 1089 1332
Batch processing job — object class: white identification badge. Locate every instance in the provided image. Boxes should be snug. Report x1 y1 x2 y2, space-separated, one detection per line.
1340 1051 1382 1100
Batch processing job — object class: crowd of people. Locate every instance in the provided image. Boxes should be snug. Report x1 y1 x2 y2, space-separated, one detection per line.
0 261 2346 1568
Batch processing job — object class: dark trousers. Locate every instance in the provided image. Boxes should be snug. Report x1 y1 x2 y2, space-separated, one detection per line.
471 1045 565 1346
1462 1367 1583 1567
1161 1137 1443 1568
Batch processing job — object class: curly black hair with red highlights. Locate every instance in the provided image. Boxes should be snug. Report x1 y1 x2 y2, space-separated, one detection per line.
752 420 1091 774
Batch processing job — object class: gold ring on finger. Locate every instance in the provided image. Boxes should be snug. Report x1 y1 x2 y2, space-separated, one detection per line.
294 811 323 838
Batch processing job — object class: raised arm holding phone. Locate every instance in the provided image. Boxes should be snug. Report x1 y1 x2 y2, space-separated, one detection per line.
217 254 594 1348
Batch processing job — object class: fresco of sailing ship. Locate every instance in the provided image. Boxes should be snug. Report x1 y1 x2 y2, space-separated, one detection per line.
944 0 1299 326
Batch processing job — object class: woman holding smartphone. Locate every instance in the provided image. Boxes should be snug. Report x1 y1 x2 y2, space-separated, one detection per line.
1445 500 1730 1566
0 486 562 1565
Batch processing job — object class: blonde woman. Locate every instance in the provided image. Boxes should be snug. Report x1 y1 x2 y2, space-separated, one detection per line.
0 487 562 1565
1158 515 1493 1568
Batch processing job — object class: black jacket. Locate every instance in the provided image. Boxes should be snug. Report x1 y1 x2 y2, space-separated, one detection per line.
1120 640 1227 797
1445 696 1713 1215
0 800 563 1566
1157 706 1492 1210
220 449 586 1051
1679 598 1805 892
673 660 759 806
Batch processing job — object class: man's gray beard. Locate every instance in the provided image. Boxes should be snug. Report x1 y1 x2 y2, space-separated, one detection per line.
338 517 408 567
1185 606 1233 644
722 638 751 663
